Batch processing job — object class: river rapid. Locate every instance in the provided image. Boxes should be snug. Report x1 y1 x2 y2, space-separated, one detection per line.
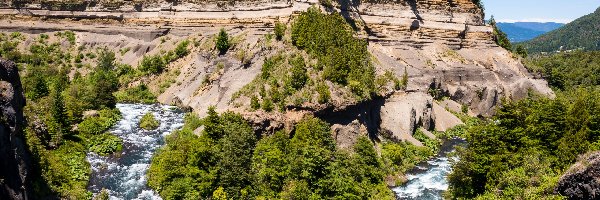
393 138 465 200
86 104 184 200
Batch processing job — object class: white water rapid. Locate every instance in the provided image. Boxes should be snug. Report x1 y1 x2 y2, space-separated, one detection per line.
86 104 185 200
393 138 464 200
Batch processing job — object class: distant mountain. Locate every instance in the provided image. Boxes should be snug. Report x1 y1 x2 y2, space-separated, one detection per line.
520 7 600 53
497 22 564 43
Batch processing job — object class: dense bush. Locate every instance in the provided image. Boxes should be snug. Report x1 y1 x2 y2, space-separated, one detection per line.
139 112 160 130
413 129 440 155
292 7 375 99
381 141 433 175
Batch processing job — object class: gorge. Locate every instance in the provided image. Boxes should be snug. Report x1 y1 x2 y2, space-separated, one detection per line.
0 0 558 199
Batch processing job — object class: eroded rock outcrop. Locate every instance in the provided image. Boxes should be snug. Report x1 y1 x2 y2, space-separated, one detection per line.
0 58 31 200
555 151 600 200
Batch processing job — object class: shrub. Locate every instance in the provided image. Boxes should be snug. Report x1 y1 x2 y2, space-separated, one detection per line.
114 84 157 104
88 133 123 156
139 112 160 130
400 67 408 90
175 40 190 58
289 55 308 90
274 21 286 41
262 98 274 112
139 55 165 75
250 95 260 110
78 109 121 135
216 28 230 55
316 83 331 104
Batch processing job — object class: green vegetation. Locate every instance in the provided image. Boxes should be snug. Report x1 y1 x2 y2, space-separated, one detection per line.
382 142 433 176
526 51 600 90
139 54 166 75
413 129 440 155
148 110 395 199
88 133 123 156
138 40 190 75
489 16 513 50
78 109 121 135
292 7 375 99
114 84 157 104
447 51 600 199
520 8 600 54
0 32 133 198
139 112 160 130
274 21 286 41
216 28 230 55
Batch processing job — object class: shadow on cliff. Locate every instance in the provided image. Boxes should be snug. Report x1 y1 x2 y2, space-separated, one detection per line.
315 97 386 141
334 0 363 31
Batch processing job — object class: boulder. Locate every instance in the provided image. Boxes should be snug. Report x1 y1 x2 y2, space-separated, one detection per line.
555 151 600 200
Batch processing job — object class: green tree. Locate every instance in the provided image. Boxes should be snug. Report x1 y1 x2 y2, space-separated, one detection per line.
291 7 375 99
490 16 513 50
515 45 528 58
175 40 190 58
97 48 116 71
288 117 335 185
216 28 230 55
47 81 69 148
215 113 256 199
289 55 308 90
89 69 118 109
252 131 290 197
204 106 222 140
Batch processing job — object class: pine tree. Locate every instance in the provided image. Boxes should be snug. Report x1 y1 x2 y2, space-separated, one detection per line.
216 28 230 55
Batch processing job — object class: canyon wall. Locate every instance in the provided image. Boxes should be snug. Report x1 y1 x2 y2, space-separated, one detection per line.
0 0 554 146
0 58 31 200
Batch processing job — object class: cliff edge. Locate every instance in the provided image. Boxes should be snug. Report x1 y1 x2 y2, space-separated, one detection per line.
0 58 31 200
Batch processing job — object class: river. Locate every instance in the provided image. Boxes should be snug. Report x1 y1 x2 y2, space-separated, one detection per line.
85 103 462 199
86 104 184 200
393 138 465 200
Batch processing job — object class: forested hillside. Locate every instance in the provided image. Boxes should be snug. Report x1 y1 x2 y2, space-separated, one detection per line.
520 7 600 53
497 22 563 42
447 51 600 199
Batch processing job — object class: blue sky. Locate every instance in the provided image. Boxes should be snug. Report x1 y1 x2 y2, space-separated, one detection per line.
482 0 600 23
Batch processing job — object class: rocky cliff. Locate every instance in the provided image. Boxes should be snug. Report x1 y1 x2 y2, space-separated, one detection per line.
0 0 553 146
0 58 31 200
556 151 600 200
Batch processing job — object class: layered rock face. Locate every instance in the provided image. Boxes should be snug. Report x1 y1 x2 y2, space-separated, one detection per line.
0 58 31 200
0 0 553 146
556 151 600 200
